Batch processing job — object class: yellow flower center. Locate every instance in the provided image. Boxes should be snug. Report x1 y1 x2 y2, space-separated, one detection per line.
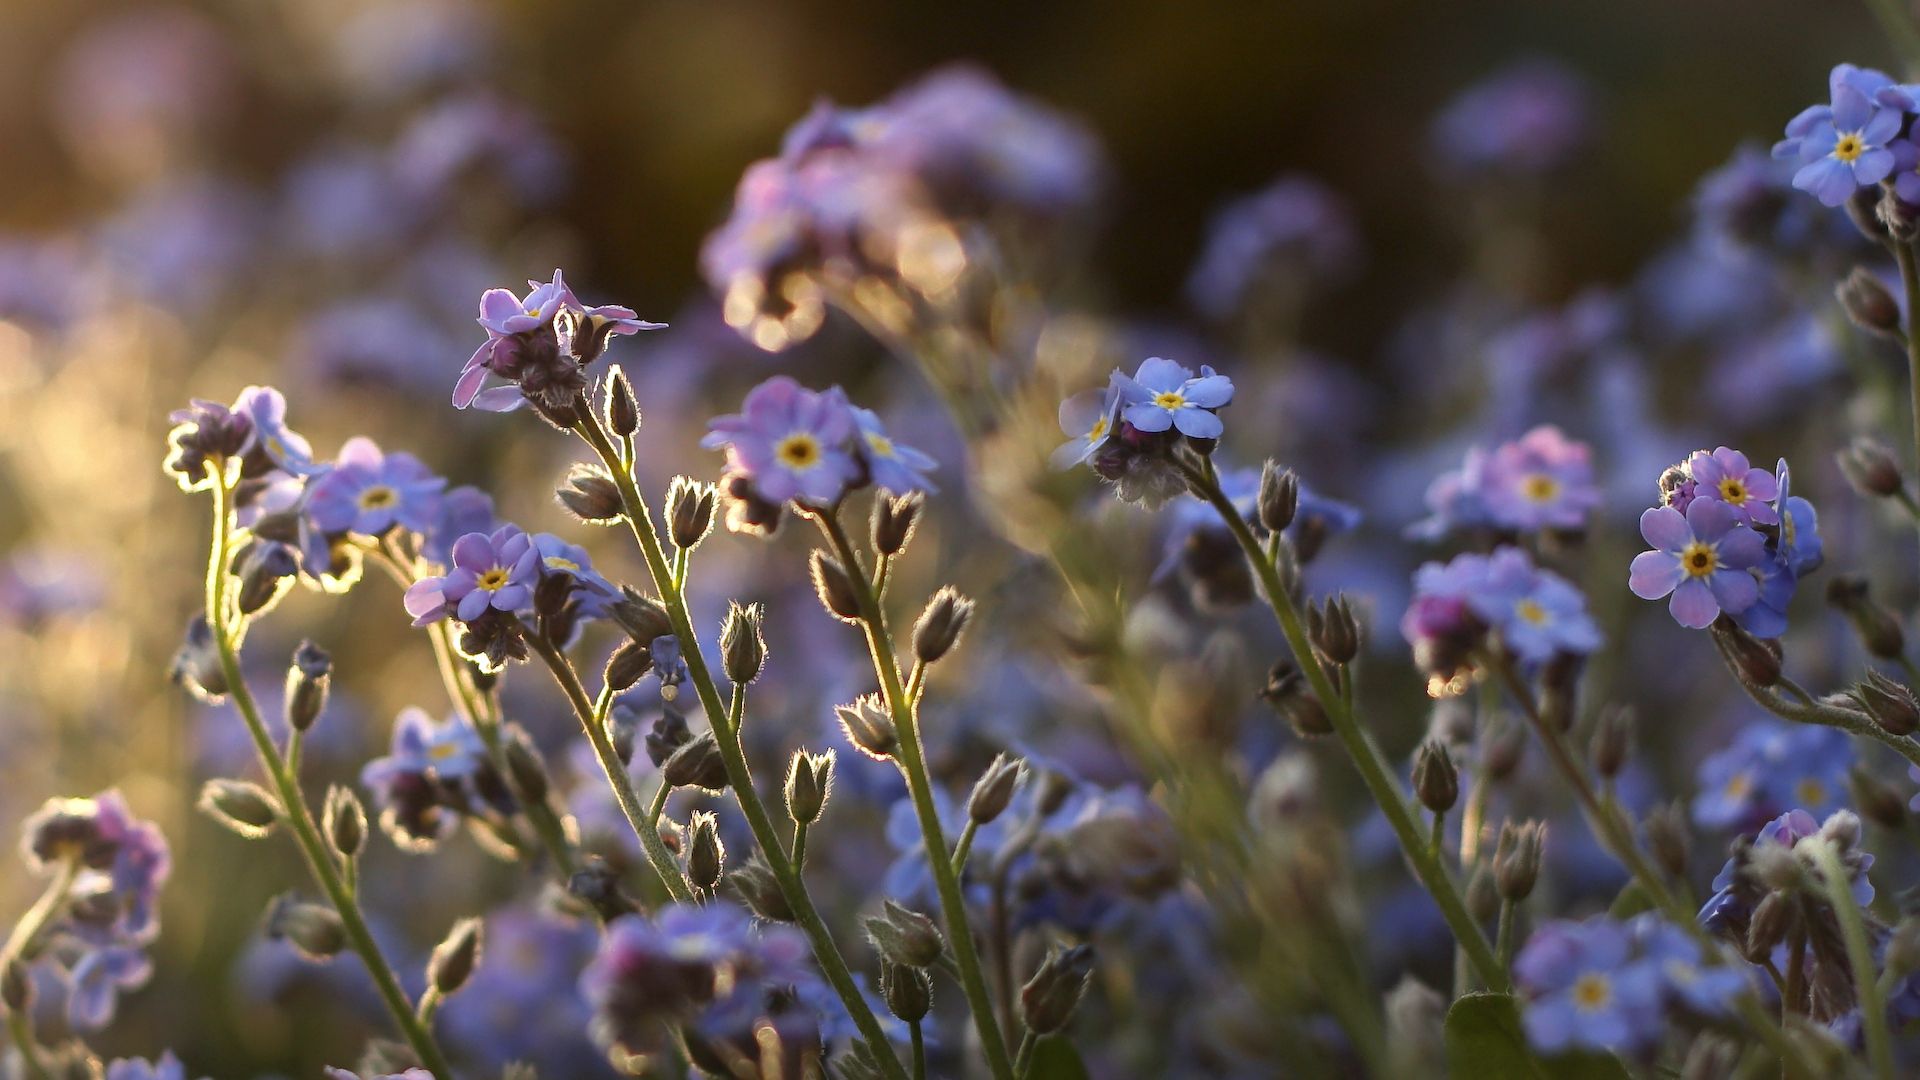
865 431 897 459
1680 541 1718 579
1663 959 1698 986
1834 132 1866 162
1723 773 1752 800
1515 598 1549 625
428 741 462 761
476 567 510 591
1086 416 1109 444
1153 391 1186 410
1572 973 1612 1012
777 433 821 468
544 556 580 574
1795 778 1826 806
1522 473 1560 503
1717 477 1747 504
358 484 397 510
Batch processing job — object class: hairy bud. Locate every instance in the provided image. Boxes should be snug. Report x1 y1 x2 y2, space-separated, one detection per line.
1852 768 1907 830
285 640 332 733
728 857 794 922
912 587 974 664
556 465 624 524
662 733 730 793
872 492 924 556
879 961 933 1023
1257 462 1299 533
666 476 717 551
1827 575 1906 659
1307 595 1361 665
785 750 834 826
1746 892 1793 960
1854 670 1920 737
428 917 484 995
1642 801 1691 881
604 638 649 692
268 897 347 960
502 727 550 804
810 551 863 623
569 856 638 922
1412 742 1458 815
1020 944 1094 1035
1466 863 1499 923
721 601 767 685
686 811 725 892
967 754 1026 825
1838 439 1907 500
0 959 28 1013
1837 266 1903 338
1480 721 1527 782
1493 821 1545 902
606 366 640 436
198 779 279 839
865 900 945 968
1589 704 1634 780
836 696 898 760
610 588 673 644
323 785 366 862
1711 618 1781 689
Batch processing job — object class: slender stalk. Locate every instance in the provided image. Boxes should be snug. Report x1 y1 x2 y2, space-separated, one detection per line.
1181 457 1505 990
8 1012 46 1080
910 1021 926 1080
527 636 694 904
813 507 1016 1078
951 819 979 876
0 860 79 1080
202 466 454 1080
1810 840 1895 1080
1013 1032 1038 1079
1896 240 1920 561
1495 900 1517 972
792 820 810 871
570 413 910 1080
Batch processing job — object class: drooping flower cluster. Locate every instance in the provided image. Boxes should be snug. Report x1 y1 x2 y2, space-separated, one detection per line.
401 523 616 670
1628 449 1821 634
1054 357 1236 506
1775 63 1915 207
1402 546 1601 689
360 708 515 853
702 376 936 534
19 791 171 1031
580 901 821 1071
1692 719 1852 833
1411 425 1602 540
1514 914 1747 1056
455 269 664 413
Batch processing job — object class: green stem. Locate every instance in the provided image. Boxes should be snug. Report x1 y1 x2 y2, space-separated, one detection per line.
792 820 810 871
570 414 910 1080
1897 239 1920 562
527 635 694 904
814 507 1017 1079
1013 1032 1038 1079
1181 457 1506 990
203 466 454 1080
1811 840 1895 1080
1495 900 1516 972
911 1020 926 1080
8 1011 46 1080
951 819 979 877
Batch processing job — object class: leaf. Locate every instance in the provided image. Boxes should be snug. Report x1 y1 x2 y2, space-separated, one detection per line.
1443 993 1631 1080
1026 1037 1092 1080
1607 881 1655 919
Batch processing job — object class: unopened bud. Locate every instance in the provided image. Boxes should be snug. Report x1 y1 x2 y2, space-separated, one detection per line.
606 366 640 436
1837 266 1902 338
268 897 347 960
1257 462 1299 533
1643 801 1691 881
502 728 550 804
285 640 332 733
1589 704 1634 780
1466 863 1499 922
810 551 862 623
1020 944 1094 1035
1746 891 1793 959
1820 808 1863 852
1852 768 1907 830
1838 439 1906 500
666 476 716 551
879 961 933 1023
728 857 794 922
1751 845 1805 892
872 492 923 556
1493 821 1544 902
968 754 1026 825
865 900 944 968
604 638 648 692
1827 575 1906 659
1307 595 1361 665
1412 742 1458 815
1480 721 1527 782
686 811 724 892
785 750 834 826
234 541 297 615
662 733 730 792
428 917 484 995
198 779 279 839
556 465 624 524
1711 619 1781 688
912 587 974 664
721 601 767 685
0 960 27 1013
323 785 366 861
569 856 638 922
836 696 898 760
1854 670 1920 736
1261 660 1329 737
610 588 673 644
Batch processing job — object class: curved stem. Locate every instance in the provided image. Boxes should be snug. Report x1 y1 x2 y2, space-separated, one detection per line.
203 467 454 1080
1180 457 1506 990
570 414 911 1080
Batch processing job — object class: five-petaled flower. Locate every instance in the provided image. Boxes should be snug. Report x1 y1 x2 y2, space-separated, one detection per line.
403 525 541 626
702 376 864 505
1628 498 1766 629
1114 356 1234 440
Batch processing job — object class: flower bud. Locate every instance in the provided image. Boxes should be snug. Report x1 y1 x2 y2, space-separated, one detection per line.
721 601 767 685
1854 670 1920 737
836 696 898 760
662 733 730 792
967 754 1026 825
606 366 640 436
233 540 298 615
1851 768 1907 830
1837 266 1902 339
1847 185 1890 244
1826 575 1906 659
1257 462 1298 533
1751 844 1804 893
785 750 834 826
727 857 794 922
1020 944 1094 1035
1493 821 1544 902
604 638 649 692
1820 808 1863 852
1307 595 1361 666
1837 439 1906 500
872 492 923 556
879 961 933 1023
1480 721 1527 782
556 465 624 524
1642 800 1691 881
268 897 347 960
285 640 332 733
569 856 638 922
502 727 550 804
1466 863 1499 923
865 900 944 968
1710 618 1781 688
1 959 28 1013
1589 704 1634 780
1411 742 1458 815
1745 891 1793 959
666 476 716 552
1880 187 1920 243
1261 661 1329 736
912 587 974 664
810 551 863 623
610 588 673 644
428 917 484 996
686 811 725 892
323 785 366 861
198 779 280 839
170 614 230 702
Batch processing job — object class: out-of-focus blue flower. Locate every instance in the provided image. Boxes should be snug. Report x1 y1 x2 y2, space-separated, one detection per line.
1113 356 1234 439
1471 547 1602 663
1185 174 1360 320
1694 719 1851 832
105 1052 195 1080
1628 915 1749 1017
420 486 496 567
1513 917 1664 1055
438 910 613 1078
1735 461 1823 639
403 525 540 626
361 707 498 851
1051 375 1126 470
306 437 446 539
1154 464 1359 582
703 376 863 508
850 405 938 494
1628 499 1766 629
1412 425 1599 538
231 385 322 477
1430 59 1592 178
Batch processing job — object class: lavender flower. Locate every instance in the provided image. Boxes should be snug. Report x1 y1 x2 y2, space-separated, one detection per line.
1473 547 1602 664
1779 64 1905 206
1114 357 1234 439
702 376 863 509
305 437 446 539
1693 720 1851 832
1430 59 1592 178
1513 917 1664 1054
456 269 664 411
105 1053 195 1080
403 525 540 626
850 405 938 495
1185 174 1361 319
1685 446 1779 526
1051 377 1125 470
1413 426 1600 538
1627 499 1765 629
361 707 499 851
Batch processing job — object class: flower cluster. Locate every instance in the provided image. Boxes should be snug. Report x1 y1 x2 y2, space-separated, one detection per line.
360 708 514 853
1692 719 1852 833
1514 914 1746 1055
1184 174 1361 320
401 523 615 670
1411 425 1602 540
455 269 664 413
1775 63 1917 207
1402 546 1600 688
1054 356 1236 505
1628 449 1821 634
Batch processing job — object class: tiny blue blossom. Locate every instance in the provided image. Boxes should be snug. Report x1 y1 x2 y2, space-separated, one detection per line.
1114 356 1234 439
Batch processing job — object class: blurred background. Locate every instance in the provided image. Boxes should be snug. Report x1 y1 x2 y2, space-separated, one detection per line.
0 0 1912 1075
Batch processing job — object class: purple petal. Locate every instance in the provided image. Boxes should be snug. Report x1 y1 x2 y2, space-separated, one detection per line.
1628 550 1683 600
1123 402 1174 432
1685 497 1739 543
450 533 494 571
1172 408 1224 439
1855 147 1896 185
1132 356 1190 392
1669 579 1720 629
1708 568 1759 614
1639 506 1689 550
456 589 492 622
1181 374 1234 409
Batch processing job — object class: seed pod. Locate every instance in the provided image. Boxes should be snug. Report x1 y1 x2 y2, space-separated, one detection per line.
686 811 725 892
836 696 898 760
864 900 945 968
606 366 640 436
872 492 923 556
428 917 484 995
967 754 1026 825
1589 705 1634 780
879 961 933 1023
1466 863 1499 923
1851 768 1907 831
912 587 974 664
556 465 624 524
1257 462 1299 534
1411 742 1458 815
285 641 332 733
666 476 716 551
610 588 673 644
785 750 834 826
268 897 347 960
721 601 767 685
662 733 730 792
569 856 638 922
323 785 367 861
810 551 862 623
1493 821 1545 902
1837 439 1906 500
1837 266 1902 338
1710 619 1781 689
1020 944 1094 1035
727 857 794 922
604 638 649 692
198 779 280 839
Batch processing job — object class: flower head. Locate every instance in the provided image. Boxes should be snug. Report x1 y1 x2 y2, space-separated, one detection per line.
1779 65 1907 206
1472 547 1602 664
1051 376 1125 470
1513 917 1664 1055
1627 499 1766 629
1114 357 1234 440
361 708 500 851
457 269 664 411
702 376 863 507
1686 446 1779 526
402 525 540 626
850 405 938 494
1693 720 1851 833
305 437 446 539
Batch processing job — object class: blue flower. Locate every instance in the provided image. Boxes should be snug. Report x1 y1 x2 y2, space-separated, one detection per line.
1114 356 1234 439
231 385 322 476
702 376 863 506
105 1053 193 1080
1628 498 1766 629
305 437 446 538
1471 547 1602 664
1628 915 1749 1018
1782 67 1905 206
1513 917 1665 1055
402 525 541 626
1051 375 1125 470
851 405 938 494
1693 720 1851 832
